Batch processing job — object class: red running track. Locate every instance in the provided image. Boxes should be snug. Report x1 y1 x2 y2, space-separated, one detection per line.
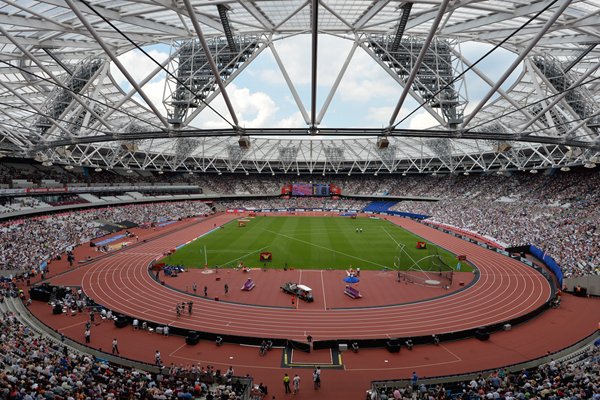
81 215 552 342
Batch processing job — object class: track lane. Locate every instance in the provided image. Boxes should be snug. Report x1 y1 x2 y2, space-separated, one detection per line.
82 216 551 341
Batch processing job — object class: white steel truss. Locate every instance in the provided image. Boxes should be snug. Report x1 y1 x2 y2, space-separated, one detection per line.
1 0 600 174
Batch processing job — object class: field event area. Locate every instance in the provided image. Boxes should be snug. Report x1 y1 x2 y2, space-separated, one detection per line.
163 216 467 272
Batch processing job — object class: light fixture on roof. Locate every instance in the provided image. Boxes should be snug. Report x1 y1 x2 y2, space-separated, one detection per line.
560 167 570 171
464 172 469 175
218 171 222 175
64 165 74 170
194 166 197 170
432 172 437 176
374 173 378 176
158 171 164 174
402 173 406 176
189 171 193 174
348 172 351 176
530 169 538 173
496 171 504 174
272 172 275 176
42 161 52 166
246 172 249 175
95 167 102 172
584 163 596 168
127 169 133 173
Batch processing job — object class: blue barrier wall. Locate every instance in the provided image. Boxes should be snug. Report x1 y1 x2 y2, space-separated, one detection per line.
386 210 431 220
530 245 563 285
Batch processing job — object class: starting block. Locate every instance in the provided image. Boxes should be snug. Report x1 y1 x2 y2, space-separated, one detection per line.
216 277 221 281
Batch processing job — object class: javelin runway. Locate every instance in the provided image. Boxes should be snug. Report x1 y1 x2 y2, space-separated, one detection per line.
80 215 552 342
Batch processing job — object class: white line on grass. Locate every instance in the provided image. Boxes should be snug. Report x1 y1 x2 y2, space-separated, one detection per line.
262 229 387 268
381 226 421 271
222 246 269 267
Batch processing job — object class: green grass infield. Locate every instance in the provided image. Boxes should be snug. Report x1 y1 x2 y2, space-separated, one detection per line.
163 216 471 272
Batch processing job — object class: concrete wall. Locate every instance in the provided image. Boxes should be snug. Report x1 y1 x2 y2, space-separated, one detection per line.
564 275 600 296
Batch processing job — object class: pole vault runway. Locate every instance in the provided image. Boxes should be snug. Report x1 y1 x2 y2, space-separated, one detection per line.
80 215 552 342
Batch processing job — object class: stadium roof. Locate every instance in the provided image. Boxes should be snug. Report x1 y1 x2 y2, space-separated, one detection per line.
1 0 600 174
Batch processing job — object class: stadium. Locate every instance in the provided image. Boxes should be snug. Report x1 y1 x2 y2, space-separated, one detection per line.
1 0 600 399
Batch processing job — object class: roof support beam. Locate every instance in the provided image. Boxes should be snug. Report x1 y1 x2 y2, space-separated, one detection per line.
0 24 114 133
64 0 170 128
269 44 310 125
310 0 319 130
0 80 73 139
451 48 547 132
85 48 179 135
521 57 600 135
526 60 595 138
316 41 358 125
238 0 274 31
360 41 446 127
354 0 391 30
182 0 239 128
461 0 573 129
273 0 310 32
388 0 451 127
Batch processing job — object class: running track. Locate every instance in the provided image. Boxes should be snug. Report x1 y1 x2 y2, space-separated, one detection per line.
81 215 552 342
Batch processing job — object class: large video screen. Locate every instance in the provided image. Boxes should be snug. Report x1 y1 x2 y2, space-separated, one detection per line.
292 184 314 196
291 184 331 196
314 184 330 196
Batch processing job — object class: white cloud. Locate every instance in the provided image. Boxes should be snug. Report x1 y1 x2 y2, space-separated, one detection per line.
263 35 401 104
260 69 285 85
276 112 306 128
408 111 440 130
192 84 282 129
110 49 169 87
364 106 412 127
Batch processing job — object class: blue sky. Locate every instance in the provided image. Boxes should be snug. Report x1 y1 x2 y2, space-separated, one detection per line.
111 35 521 131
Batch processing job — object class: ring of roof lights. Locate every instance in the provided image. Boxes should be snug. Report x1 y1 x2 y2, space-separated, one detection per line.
1 0 600 174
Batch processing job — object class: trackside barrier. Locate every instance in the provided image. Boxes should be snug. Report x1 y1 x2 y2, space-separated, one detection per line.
530 245 564 286
417 220 563 290
369 329 600 400
314 301 552 350
386 210 431 219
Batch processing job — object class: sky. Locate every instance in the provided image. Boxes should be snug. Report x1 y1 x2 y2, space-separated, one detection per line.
110 34 522 132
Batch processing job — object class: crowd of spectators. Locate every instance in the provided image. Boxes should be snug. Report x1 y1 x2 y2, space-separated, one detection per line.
0 201 211 272
2 162 600 278
217 197 369 210
388 170 600 278
374 344 600 400
0 300 251 400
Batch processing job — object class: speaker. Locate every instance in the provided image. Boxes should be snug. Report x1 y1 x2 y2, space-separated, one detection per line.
475 327 489 341
53 305 62 315
29 288 50 302
386 339 401 353
186 334 200 345
238 137 251 149
377 137 390 149
574 287 587 297
114 318 128 328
